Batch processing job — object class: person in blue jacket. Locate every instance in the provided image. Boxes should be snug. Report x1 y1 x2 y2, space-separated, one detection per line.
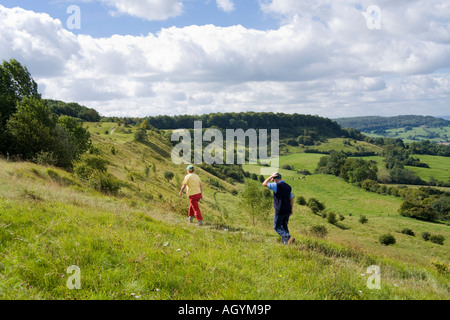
262 172 295 245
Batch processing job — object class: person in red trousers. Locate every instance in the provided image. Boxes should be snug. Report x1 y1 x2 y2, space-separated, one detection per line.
179 165 204 226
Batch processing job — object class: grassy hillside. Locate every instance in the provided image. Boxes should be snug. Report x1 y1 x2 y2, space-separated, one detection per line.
244 159 450 266
0 123 449 300
335 115 450 143
406 155 450 182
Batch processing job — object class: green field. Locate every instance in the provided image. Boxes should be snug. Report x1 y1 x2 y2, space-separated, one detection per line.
365 126 450 144
286 138 383 155
406 155 450 182
0 125 449 300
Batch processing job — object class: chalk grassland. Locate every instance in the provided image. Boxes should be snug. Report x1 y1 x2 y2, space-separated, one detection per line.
0 124 449 300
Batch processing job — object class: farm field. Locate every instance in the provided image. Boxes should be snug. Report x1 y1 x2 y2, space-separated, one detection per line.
364 126 450 144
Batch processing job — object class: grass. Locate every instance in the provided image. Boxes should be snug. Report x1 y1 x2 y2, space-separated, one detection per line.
0 125 449 300
365 126 450 144
286 138 383 155
244 154 450 266
406 155 450 182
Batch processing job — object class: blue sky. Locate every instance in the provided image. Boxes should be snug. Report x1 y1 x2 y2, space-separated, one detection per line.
4 0 279 36
1 0 449 118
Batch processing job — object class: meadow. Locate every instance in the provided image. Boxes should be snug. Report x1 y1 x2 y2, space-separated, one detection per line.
0 123 449 300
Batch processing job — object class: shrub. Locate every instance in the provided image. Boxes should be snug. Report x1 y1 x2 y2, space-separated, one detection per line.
89 171 122 196
164 171 174 182
379 234 396 246
338 213 345 221
33 151 58 166
74 155 121 195
307 198 325 213
134 129 148 142
74 155 108 180
359 215 368 224
310 225 328 238
400 228 415 237
296 196 307 206
326 211 338 225
422 232 431 241
430 235 445 246
430 260 448 274
297 169 311 176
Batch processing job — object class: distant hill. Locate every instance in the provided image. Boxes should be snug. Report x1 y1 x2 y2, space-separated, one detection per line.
45 99 101 122
440 115 450 121
334 115 450 132
144 112 353 140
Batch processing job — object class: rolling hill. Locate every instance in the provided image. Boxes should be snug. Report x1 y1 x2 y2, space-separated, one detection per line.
0 121 449 300
334 115 450 144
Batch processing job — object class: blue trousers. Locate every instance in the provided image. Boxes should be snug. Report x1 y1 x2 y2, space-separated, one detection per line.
274 214 291 244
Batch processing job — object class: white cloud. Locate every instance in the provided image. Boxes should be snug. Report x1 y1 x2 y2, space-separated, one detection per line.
216 0 235 13
0 3 449 118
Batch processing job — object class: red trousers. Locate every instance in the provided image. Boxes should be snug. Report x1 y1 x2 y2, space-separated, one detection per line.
188 193 203 221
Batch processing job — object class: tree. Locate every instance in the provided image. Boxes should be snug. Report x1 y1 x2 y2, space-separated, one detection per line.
315 151 347 176
54 115 91 168
6 97 57 160
340 158 378 184
432 196 450 220
134 128 148 143
0 59 40 154
6 98 91 168
239 180 272 226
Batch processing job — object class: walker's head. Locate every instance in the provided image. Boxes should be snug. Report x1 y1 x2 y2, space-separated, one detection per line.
272 173 282 181
187 165 194 173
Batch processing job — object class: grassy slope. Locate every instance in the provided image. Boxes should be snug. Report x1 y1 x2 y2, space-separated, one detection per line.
0 124 449 300
406 155 450 182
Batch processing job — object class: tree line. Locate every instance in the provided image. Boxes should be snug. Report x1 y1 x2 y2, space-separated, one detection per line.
335 115 450 132
144 112 347 140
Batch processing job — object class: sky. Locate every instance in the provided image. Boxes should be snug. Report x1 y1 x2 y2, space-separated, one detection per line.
0 0 449 118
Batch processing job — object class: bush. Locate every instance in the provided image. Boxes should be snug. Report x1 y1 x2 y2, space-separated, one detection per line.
326 211 338 225
33 151 58 166
379 234 396 246
430 235 445 246
307 198 325 213
422 232 431 241
164 171 174 182
134 129 148 142
296 196 307 206
359 215 368 224
310 225 328 238
400 228 415 237
74 155 121 195
89 171 122 196
430 260 448 274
